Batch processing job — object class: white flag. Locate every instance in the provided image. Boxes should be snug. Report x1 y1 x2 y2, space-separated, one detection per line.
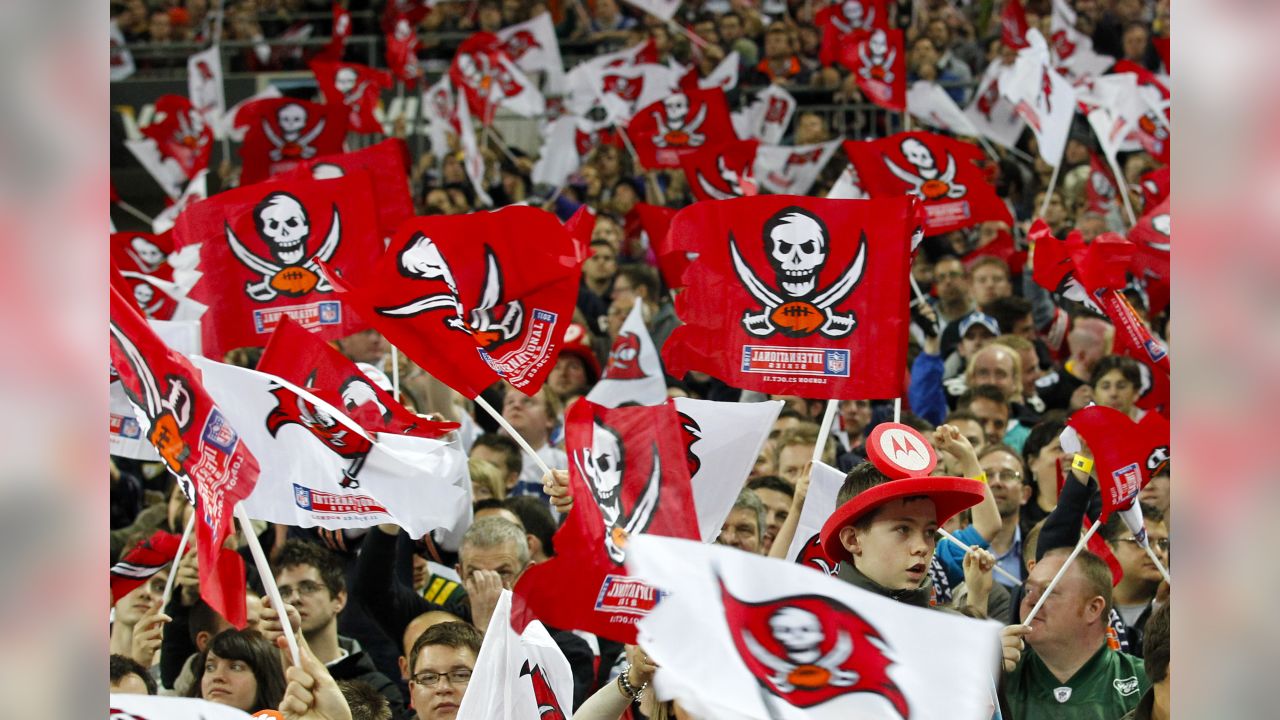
826 164 867 200
1048 0 1115 81
734 84 796 145
620 0 681 22
675 397 783 542
782 461 844 573
908 81 981 137
456 590 575 720
755 140 841 195
964 62 1027 150
587 301 669 408
152 169 208 234
124 139 187 200
700 51 741 92
111 380 158 461
110 22 135 81
190 357 470 537
110 694 254 719
566 63 680 125
187 45 226 127
530 114 583 189
627 535 1002 720
456 87 493 207
1000 29 1078 165
496 12 565 90
421 74 457 156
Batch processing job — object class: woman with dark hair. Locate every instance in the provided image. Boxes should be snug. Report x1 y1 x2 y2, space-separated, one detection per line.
187 629 286 714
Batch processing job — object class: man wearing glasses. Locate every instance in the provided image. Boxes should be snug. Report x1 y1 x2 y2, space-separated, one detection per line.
979 443 1032 588
1104 509 1170 658
408 622 482 720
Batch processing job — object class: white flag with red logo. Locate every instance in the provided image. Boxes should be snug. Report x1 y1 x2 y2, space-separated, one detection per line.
456 86 493 207
999 29 1078 164
566 63 681 126
627 535 1001 720
457 590 575 720
964 62 1026 150
187 45 226 129
1048 0 1115 80
450 32 546 120
755 140 842 195
700 51 741 92
496 12 565 90
826 164 868 199
189 357 470 537
733 84 797 145
588 300 668 409
620 0 681 21
907 80 980 137
124 137 188 200
675 397 782 542
782 461 845 574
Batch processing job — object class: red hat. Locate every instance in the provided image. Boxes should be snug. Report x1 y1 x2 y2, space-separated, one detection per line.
559 323 601 383
819 477 986 563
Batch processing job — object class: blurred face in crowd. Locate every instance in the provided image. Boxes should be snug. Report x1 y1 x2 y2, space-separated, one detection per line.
752 441 777 478
950 418 985 456
478 3 502 30
584 242 618 286
981 448 1028 518
911 38 939 77
1011 343 1040 396
1020 553 1106 650
337 329 387 363
764 29 791 60
970 263 1011 306
596 146 623 180
1077 211 1107 242
114 572 168 627
1140 472 1170 515
605 299 631 338
838 399 872 438
970 346 1019 400
752 487 791 554
718 507 761 553
276 564 345 636
149 12 173 41
201 651 258 712
841 498 938 590
926 20 949 51
1036 191 1068 227
794 113 829 145
594 0 620 21
460 540 525 590
611 182 639 216
968 397 1009 446
470 445 518 490
1111 521 1169 586
442 156 466 185
776 442 813 486
1068 318 1112 371
1027 434 1066 500
933 258 969 304
693 19 718 45
424 188 452 214
959 324 995 359
1094 368 1138 417
719 14 743 42
547 355 589 399
411 644 477 720
1123 24 1150 61
1064 138 1090 167
502 391 555 443
592 216 622 251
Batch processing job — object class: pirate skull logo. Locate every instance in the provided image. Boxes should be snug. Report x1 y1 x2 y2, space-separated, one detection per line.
132 282 166 318
376 234 525 352
652 93 708 148
833 0 874 33
732 207 866 338
261 102 327 162
858 29 896 83
127 236 166 273
573 419 661 564
225 192 341 301
884 137 966 201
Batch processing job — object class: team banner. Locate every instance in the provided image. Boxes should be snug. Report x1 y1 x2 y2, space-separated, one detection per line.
663 196 919 399
783 461 845 575
311 60 394 134
511 399 699 644
172 170 381 358
326 206 583 398
1064 406 1170 523
627 535 1001 720
627 85 737 169
191 357 470 538
234 98 348 184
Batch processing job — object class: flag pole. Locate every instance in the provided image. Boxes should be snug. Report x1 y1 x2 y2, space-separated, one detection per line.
937 527 1023 585
234 503 301 666
473 394 555 478
1022 519 1101 625
114 199 155 226
212 0 231 164
893 397 902 423
811 400 838 466
1037 160 1062 218
1142 543 1171 584
391 345 401 400
159 513 195 610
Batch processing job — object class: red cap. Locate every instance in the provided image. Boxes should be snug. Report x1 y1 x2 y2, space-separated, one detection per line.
558 323 600 383
819 477 986 563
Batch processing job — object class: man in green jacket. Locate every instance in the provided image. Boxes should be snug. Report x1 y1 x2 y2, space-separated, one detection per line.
1004 547 1150 719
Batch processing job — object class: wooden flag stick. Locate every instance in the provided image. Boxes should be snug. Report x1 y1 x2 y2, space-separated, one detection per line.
235 503 301 666
1022 519 1102 626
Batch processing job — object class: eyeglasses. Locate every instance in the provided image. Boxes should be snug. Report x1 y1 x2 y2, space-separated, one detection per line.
1120 537 1170 552
412 669 473 687
984 469 1024 483
935 271 966 280
278 580 327 601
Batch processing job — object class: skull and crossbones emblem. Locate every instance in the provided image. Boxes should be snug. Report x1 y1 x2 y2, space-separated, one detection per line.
333 67 369 107
132 282 165 317
225 192 341 301
832 0 873 33
652 93 708 148
261 103 327 162
573 420 661 564
858 29 896 83
375 234 525 352
742 607 861 694
732 207 866 338
126 236 167 273
883 137 966 201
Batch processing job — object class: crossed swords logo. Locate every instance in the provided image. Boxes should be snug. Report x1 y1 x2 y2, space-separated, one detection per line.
262 105 327 162
883 138 966 201
225 193 341 302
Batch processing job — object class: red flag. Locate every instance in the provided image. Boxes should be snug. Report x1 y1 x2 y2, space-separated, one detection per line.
835 28 907 112
1153 36 1170 73
817 0 888 66
662 196 920 399
382 0 431 33
325 207 584 398
275 139 415 241
311 61 393 135
680 139 760 201
1140 166 1169 209
1084 152 1118 215
111 530 182 603
235 98 348 185
449 32 544 122
843 132 1013 234
1110 60 1171 164
172 170 381 358
626 86 737 169
633 203 682 288
1127 197 1170 316
510 399 699 643
111 231 174 279
111 261 144 315
257 316 457 439
141 95 213 181
1001 0 1030 49
315 3 353 62
1084 519 1125 587
962 225 1026 273
385 16 423 87
1066 406 1169 522
109 289 259 627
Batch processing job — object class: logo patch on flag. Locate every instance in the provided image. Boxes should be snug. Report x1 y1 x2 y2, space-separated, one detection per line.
741 346 851 378
291 483 389 516
1108 462 1142 506
253 301 343 334
201 408 238 453
594 574 664 617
